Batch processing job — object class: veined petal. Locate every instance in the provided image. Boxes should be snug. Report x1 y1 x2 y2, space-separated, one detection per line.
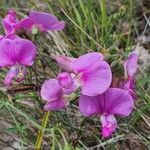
4 66 19 86
100 114 117 138
79 94 102 117
102 88 134 116
80 88 134 117
124 52 138 78
0 38 35 67
80 61 112 96
41 79 62 101
44 99 67 111
13 38 37 66
73 52 104 74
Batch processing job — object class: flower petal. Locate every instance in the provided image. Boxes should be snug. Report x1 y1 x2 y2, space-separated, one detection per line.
2 20 14 34
122 79 137 99
4 66 19 86
29 10 65 31
100 114 117 138
79 94 102 117
41 79 62 101
48 21 65 31
102 88 134 116
13 38 37 66
15 17 33 31
0 39 16 67
57 72 76 95
0 38 36 67
73 52 104 74
44 99 66 111
3 34 20 40
124 52 138 78
2 9 17 34
81 61 112 96
0 35 4 40
52 55 76 72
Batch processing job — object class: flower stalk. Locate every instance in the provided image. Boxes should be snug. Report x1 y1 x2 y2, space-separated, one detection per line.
35 111 50 149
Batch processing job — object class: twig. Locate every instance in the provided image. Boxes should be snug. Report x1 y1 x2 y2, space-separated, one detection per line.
89 135 125 149
143 13 150 27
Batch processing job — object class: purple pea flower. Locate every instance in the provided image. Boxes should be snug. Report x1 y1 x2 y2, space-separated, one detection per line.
79 88 134 138
53 52 112 96
41 72 76 111
2 9 17 35
15 10 65 32
73 52 112 96
122 52 138 98
124 52 138 79
0 37 37 86
2 9 65 34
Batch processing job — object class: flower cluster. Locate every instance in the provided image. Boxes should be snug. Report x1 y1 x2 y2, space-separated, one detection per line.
0 9 138 138
0 9 65 86
42 51 138 138
2 9 65 35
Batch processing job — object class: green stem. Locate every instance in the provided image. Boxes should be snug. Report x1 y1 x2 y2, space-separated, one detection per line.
129 0 133 19
35 111 50 149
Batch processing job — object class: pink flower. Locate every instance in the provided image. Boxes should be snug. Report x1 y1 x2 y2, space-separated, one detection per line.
53 52 112 96
122 52 138 98
41 79 67 111
100 115 117 138
15 10 65 32
2 9 17 34
124 52 138 79
0 37 37 86
73 52 112 96
41 72 76 111
2 10 65 35
79 88 134 138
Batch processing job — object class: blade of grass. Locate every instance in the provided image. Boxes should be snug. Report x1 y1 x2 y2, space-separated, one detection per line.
61 8 104 49
6 106 25 149
99 0 107 39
